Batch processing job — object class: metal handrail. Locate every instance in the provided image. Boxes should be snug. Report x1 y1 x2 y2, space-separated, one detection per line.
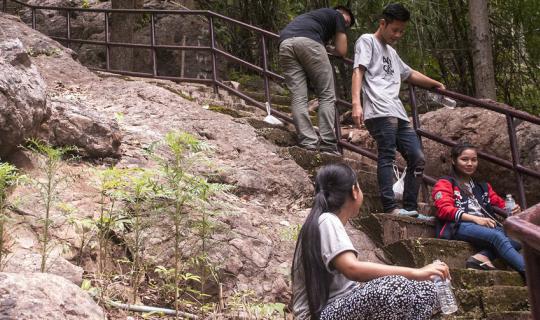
3 0 540 208
4 1 540 317
505 205 540 319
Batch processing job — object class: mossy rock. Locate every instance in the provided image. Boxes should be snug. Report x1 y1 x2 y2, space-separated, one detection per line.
453 286 530 318
272 103 291 113
255 128 296 147
484 311 532 320
283 146 343 174
479 286 530 313
449 268 524 290
208 105 250 118
243 90 291 106
383 238 476 268
441 311 531 320
244 117 286 130
355 213 435 247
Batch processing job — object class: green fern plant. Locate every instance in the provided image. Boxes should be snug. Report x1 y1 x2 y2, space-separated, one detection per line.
26 139 77 273
0 162 20 270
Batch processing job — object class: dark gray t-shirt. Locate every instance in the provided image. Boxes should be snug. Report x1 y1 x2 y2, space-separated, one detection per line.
292 212 358 320
279 8 346 45
353 34 412 121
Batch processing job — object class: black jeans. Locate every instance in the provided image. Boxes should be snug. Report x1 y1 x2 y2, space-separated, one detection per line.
365 117 425 212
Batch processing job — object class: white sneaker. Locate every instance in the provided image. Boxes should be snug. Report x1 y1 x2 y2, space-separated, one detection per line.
395 209 419 217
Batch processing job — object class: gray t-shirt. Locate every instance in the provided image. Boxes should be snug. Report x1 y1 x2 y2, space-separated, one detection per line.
353 34 412 121
292 212 359 320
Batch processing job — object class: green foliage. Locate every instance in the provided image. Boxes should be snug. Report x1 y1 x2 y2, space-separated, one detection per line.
228 289 286 319
0 162 20 270
201 0 539 114
26 139 77 273
64 205 97 266
149 130 230 316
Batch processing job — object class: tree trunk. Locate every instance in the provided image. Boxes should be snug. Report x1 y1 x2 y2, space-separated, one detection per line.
110 0 143 71
468 0 497 99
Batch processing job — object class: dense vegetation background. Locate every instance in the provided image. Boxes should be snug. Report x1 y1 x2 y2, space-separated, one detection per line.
196 0 540 114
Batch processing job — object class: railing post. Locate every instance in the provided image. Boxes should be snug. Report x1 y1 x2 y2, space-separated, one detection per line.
506 114 527 208
2 0 7 13
260 34 275 119
105 12 110 71
208 14 218 94
66 10 71 49
150 13 157 77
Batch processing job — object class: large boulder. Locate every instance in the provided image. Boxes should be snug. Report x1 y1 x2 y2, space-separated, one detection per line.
0 272 105 320
0 37 50 158
3 252 84 285
420 107 540 205
38 96 122 158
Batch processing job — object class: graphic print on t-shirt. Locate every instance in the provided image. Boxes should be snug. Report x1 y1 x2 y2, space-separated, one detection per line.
382 56 394 80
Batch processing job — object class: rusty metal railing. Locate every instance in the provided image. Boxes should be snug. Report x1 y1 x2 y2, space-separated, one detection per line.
505 205 540 319
3 0 539 209
3 0 540 316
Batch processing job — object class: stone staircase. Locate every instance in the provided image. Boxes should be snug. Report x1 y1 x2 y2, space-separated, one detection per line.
146 78 532 319
355 213 531 319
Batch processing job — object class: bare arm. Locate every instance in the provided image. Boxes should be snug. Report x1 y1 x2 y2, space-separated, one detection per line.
333 251 450 282
351 67 365 128
461 213 498 228
406 70 445 89
334 32 348 57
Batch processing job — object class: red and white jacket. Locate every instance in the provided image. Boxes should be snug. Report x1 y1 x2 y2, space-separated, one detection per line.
431 176 505 239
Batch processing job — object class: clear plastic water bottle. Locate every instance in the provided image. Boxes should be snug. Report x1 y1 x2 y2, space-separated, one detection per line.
505 194 516 216
433 260 458 314
427 92 456 109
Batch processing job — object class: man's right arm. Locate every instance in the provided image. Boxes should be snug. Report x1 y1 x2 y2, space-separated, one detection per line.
351 66 365 128
334 32 348 57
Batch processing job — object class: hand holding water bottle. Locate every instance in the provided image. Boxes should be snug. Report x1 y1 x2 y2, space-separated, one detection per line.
412 260 450 281
504 194 521 216
432 259 458 315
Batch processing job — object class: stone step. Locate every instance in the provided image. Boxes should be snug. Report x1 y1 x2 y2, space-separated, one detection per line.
355 213 435 247
243 90 291 106
449 268 524 289
454 286 530 318
384 238 476 269
444 311 532 320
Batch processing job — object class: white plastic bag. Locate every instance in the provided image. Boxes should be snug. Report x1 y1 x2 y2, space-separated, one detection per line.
263 102 284 126
392 165 406 201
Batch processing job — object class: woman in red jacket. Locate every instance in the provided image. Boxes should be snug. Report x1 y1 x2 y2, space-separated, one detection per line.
432 142 524 277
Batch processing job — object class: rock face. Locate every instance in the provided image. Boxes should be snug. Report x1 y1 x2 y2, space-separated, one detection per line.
0 37 50 158
420 107 540 205
0 272 105 320
345 107 540 207
3 252 84 285
38 96 122 158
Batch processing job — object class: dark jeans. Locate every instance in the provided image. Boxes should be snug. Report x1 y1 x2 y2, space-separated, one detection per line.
365 117 425 212
455 222 525 273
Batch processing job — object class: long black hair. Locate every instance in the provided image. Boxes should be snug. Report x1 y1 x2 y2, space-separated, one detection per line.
450 141 477 178
292 163 358 319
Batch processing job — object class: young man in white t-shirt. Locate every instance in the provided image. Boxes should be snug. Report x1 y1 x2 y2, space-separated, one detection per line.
351 3 445 216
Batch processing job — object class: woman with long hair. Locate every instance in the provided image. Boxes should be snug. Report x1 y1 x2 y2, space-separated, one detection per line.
291 163 450 320
432 142 524 277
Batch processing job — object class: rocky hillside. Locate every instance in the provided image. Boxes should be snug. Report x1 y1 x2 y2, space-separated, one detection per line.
0 12 384 319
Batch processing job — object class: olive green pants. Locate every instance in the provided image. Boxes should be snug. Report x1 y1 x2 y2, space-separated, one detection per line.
279 37 337 151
